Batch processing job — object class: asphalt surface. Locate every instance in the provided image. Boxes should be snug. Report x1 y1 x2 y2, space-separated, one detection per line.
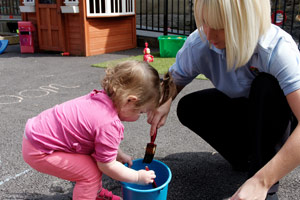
0 45 300 200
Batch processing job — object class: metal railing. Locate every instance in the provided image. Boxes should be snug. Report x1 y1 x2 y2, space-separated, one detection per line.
271 0 300 43
136 0 300 44
136 0 196 36
0 0 20 16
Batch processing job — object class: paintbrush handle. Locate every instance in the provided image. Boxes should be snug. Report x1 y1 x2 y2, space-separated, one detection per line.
145 166 157 188
151 129 157 143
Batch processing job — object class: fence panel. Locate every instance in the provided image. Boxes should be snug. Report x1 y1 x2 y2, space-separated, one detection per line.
136 0 196 36
136 0 300 45
0 0 20 16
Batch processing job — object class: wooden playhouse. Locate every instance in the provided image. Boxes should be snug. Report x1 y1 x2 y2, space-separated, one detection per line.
19 0 136 56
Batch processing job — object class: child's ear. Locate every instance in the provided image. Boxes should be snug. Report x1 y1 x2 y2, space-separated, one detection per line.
127 95 138 102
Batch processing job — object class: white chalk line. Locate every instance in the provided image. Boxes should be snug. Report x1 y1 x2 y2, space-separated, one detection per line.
19 89 50 98
0 83 80 105
0 95 23 105
0 169 31 186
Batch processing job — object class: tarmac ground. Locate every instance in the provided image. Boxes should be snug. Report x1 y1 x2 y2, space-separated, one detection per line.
0 45 300 200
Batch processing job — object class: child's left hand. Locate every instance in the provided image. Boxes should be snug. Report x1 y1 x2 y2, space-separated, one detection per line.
117 149 133 167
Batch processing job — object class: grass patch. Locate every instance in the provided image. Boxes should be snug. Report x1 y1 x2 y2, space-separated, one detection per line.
92 52 208 80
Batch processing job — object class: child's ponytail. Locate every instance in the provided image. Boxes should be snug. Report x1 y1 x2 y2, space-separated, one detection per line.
160 72 177 106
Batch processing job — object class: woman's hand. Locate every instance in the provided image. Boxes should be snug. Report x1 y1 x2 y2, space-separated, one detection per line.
230 176 269 200
116 149 133 168
147 98 173 136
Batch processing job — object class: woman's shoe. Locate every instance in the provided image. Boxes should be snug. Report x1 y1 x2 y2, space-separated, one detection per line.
96 188 122 200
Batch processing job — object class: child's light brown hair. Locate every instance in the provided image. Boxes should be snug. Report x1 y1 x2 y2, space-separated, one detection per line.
101 60 176 111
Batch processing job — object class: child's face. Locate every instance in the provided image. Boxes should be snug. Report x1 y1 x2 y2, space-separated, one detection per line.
118 98 155 122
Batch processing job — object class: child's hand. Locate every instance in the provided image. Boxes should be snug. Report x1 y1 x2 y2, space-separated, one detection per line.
117 149 133 167
137 169 156 185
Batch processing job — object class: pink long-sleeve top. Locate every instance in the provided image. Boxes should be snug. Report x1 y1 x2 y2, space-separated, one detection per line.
25 90 124 163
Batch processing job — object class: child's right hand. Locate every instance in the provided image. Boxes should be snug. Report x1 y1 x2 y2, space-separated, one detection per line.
137 169 156 185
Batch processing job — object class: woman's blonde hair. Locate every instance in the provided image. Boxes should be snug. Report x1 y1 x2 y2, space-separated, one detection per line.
101 60 176 111
194 0 271 70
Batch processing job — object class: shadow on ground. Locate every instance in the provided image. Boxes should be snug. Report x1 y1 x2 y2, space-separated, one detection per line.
160 152 247 200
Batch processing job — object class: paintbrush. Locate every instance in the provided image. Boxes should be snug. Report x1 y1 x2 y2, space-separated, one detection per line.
142 129 157 163
145 166 157 188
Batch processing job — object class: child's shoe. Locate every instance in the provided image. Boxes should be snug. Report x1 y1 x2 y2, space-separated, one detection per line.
96 188 122 200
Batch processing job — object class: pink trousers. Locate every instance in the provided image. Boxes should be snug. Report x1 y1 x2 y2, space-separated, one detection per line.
22 136 102 200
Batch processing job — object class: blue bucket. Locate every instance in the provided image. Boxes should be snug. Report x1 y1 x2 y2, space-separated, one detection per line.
121 159 172 200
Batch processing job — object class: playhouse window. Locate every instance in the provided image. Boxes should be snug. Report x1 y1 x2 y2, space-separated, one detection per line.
22 0 35 5
24 0 34 3
63 0 79 6
87 0 135 17
64 0 79 4
39 0 56 4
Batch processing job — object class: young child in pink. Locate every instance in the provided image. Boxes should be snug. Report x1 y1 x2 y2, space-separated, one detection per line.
22 60 176 200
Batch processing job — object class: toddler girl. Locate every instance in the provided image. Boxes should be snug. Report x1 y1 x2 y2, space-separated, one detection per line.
22 60 176 200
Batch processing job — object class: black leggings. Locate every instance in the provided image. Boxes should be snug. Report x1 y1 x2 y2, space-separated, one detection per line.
177 73 295 179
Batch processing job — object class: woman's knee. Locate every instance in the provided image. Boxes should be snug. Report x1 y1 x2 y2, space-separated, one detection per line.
250 73 289 109
177 89 230 125
177 94 194 125
251 73 281 94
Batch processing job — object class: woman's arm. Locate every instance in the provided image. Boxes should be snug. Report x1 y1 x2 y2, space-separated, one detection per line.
147 85 185 136
230 89 300 200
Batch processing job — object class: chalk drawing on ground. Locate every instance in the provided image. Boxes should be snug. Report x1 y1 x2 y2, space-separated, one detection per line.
0 169 31 186
0 95 23 105
19 89 49 98
0 84 80 105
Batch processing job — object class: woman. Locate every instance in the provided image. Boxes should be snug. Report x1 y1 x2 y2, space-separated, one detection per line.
147 0 300 199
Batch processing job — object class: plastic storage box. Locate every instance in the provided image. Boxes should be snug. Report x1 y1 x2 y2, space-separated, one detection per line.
158 35 187 57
